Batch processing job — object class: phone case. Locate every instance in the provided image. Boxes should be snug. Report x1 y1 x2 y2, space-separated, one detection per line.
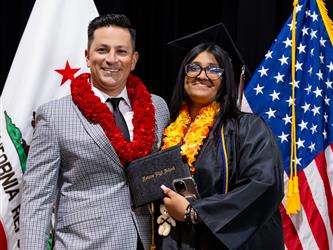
172 177 200 200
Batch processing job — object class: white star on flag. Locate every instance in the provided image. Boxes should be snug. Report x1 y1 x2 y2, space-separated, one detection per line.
265 50 273 59
258 66 269 77
241 0 333 248
274 72 285 83
279 55 289 65
254 84 264 95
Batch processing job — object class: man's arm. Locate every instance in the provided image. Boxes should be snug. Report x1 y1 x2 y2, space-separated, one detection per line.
20 103 61 249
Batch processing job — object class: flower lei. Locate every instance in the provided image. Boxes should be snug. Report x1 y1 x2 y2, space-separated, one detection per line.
71 73 155 165
161 102 220 175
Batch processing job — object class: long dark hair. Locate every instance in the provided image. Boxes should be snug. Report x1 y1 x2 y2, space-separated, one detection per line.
170 43 241 129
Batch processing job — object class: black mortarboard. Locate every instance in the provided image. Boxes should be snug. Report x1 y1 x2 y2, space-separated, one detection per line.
168 23 251 80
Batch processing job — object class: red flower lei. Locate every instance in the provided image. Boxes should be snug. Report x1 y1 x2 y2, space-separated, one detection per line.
71 73 156 165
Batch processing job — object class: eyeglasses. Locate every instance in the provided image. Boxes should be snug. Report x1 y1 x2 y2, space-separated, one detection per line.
184 64 224 80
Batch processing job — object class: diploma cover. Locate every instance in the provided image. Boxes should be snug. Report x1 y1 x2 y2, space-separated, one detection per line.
126 145 191 208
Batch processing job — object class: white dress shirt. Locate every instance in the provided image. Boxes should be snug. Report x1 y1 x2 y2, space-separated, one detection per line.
91 85 134 141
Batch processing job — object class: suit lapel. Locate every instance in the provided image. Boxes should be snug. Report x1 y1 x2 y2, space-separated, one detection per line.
70 95 164 168
71 99 123 169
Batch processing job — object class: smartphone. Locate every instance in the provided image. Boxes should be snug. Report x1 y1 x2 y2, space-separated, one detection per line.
172 177 200 201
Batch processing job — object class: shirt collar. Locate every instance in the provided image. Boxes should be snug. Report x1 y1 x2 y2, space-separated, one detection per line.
91 85 131 107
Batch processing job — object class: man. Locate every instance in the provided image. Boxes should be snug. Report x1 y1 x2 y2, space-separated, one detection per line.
20 14 170 249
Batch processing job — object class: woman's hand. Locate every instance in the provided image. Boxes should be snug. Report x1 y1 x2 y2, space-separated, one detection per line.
161 184 189 221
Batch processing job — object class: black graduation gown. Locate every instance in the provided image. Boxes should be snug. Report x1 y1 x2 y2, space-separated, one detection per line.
158 113 285 250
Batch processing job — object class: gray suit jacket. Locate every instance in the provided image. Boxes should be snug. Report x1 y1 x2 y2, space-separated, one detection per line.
20 94 170 249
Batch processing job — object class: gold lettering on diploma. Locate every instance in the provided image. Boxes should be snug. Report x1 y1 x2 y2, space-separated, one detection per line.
142 166 176 182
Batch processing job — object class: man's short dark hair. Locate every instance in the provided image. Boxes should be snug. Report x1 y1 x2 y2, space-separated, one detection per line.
87 14 136 50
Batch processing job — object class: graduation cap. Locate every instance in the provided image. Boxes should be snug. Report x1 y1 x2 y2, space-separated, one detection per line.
168 23 251 81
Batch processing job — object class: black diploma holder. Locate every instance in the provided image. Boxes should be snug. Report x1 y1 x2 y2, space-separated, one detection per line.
126 145 191 208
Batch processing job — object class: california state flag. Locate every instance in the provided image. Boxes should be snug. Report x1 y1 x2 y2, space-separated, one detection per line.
0 0 98 249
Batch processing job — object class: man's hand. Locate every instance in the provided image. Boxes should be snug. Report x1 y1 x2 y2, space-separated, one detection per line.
161 184 189 221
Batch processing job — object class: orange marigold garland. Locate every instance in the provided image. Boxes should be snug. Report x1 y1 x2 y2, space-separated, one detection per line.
162 102 220 175
161 104 191 149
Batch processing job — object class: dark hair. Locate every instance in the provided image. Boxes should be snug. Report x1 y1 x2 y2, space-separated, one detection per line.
170 43 241 128
87 14 136 50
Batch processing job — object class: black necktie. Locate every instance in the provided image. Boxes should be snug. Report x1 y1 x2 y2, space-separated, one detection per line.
107 98 130 141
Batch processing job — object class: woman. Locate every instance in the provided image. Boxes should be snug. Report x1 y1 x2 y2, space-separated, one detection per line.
157 41 284 249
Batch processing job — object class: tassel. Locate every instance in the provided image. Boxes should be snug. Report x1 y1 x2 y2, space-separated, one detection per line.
292 176 301 212
149 203 156 250
286 0 301 216
286 178 296 214
286 176 301 215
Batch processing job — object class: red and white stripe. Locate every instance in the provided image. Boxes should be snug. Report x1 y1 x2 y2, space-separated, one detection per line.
242 96 333 250
281 145 333 250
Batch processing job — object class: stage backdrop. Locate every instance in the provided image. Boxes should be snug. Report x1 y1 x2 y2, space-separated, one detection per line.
3 0 332 101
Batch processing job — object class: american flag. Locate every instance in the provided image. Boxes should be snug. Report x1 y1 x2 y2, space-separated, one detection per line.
241 0 333 249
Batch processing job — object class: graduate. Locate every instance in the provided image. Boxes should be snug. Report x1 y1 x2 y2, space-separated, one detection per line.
158 23 285 250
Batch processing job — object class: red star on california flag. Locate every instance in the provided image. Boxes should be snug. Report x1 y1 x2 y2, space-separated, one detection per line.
55 60 81 85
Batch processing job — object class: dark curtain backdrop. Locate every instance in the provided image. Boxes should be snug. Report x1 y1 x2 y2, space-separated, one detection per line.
1 0 333 104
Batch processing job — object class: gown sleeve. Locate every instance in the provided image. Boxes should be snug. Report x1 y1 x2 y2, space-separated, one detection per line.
191 114 284 249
